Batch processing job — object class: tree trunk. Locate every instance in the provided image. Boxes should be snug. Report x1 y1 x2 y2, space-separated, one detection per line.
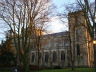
22 53 30 72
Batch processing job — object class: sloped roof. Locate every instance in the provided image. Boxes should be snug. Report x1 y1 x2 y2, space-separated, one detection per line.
43 31 69 38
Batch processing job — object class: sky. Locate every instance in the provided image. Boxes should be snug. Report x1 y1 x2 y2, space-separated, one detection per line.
49 0 94 33
53 0 76 7
48 0 76 33
47 0 76 33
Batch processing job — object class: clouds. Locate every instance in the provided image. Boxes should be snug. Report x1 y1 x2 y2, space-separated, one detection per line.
47 16 68 33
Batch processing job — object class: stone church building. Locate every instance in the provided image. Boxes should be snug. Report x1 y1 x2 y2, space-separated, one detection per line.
30 11 94 68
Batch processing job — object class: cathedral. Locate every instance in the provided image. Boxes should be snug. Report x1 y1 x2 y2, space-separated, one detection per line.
30 11 94 68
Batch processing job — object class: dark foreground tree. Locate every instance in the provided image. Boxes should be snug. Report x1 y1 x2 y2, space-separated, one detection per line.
0 51 15 66
0 0 53 72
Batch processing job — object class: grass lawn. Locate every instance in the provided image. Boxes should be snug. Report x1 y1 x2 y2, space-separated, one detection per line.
32 68 95 72
0 68 95 72
0 68 10 72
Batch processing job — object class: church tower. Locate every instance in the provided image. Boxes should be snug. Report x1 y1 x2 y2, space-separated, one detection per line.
68 11 94 67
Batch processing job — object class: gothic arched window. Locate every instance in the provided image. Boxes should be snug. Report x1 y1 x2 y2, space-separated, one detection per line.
77 44 80 56
31 53 35 63
52 51 57 63
45 52 49 63
61 51 65 61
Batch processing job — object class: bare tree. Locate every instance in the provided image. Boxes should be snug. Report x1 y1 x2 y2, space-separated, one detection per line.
76 0 95 38
0 0 53 72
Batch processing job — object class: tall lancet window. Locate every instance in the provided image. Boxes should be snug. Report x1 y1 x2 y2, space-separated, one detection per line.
52 51 57 63
31 53 35 63
45 52 49 63
77 44 80 56
61 51 65 61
